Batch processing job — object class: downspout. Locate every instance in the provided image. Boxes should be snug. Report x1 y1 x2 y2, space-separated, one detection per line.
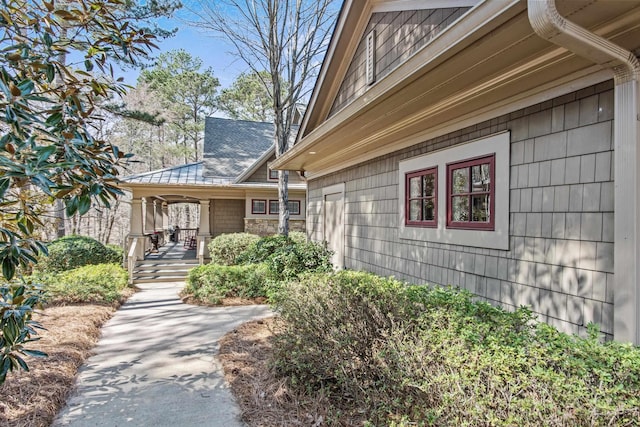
528 0 640 344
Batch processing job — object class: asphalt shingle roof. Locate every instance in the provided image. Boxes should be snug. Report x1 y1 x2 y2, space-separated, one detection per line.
202 117 275 178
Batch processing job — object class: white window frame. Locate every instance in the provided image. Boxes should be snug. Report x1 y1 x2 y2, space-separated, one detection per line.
398 131 510 250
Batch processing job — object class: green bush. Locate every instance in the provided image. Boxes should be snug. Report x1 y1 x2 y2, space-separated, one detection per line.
184 263 270 305
44 263 128 304
272 271 640 426
208 233 260 266
35 235 122 273
237 234 333 280
106 244 124 265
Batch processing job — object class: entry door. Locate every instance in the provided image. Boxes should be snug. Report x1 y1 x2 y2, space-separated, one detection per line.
324 190 344 269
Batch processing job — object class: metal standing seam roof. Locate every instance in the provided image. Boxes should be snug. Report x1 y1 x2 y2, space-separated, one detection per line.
121 162 233 186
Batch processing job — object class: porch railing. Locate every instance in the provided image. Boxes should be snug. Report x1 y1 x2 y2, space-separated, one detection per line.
128 237 139 285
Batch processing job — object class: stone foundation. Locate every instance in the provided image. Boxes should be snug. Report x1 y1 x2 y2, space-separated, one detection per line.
244 218 306 236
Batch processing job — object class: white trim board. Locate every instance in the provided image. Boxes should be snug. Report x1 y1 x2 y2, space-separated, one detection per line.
398 131 510 250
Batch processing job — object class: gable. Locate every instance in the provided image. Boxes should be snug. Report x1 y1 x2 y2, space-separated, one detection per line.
244 153 305 184
329 7 471 117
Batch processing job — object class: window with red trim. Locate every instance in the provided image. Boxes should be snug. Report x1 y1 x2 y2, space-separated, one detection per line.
268 168 278 181
268 200 301 215
251 199 267 214
446 154 495 230
405 167 437 227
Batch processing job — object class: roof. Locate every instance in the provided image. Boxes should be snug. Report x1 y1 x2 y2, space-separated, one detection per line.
272 0 640 174
202 117 275 178
121 162 231 186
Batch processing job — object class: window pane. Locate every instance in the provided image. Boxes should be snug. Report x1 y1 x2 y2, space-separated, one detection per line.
269 200 279 214
452 168 468 194
423 173 435 197
288 201 300 215
423 198 435 221
253 200 266 214
409 199 421 221
451 196 469 222
471 195 490 222
472 163 490 192
409 176 421 198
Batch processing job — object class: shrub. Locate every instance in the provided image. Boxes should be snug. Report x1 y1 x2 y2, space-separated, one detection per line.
44 263 128 304
184 263 270 305
35 235 122 273
208 233 260 266
272 271 640 426
237 234 333 280
105 244 124 265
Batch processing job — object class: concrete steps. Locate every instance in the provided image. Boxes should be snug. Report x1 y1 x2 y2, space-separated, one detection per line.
131 259 199 284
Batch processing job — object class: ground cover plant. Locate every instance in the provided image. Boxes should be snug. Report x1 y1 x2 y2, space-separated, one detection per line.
34 236 122 274
256 270 640 426
208 233 261 266
183 232 333 304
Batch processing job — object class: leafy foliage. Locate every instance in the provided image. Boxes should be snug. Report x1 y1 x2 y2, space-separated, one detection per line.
35 235 121 274
139 49 219 162
0 0 163 383
41 263 128 305
272 271 640 426
184 263 270 305
207 233 260 266
0 283 46 384
218 71 276 122
236 233 333 281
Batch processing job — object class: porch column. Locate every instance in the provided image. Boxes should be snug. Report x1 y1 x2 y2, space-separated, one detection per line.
162 203 169 230
197 200 211 262
143 197 155 234
130 198 143 236
154 199 164 232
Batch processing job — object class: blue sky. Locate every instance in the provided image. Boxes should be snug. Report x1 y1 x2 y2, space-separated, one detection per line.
119 18 249 89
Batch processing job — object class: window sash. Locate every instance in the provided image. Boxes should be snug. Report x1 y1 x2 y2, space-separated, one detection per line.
405 167 437 227
268 200 301 215
251 199 267 214
446 154 495 230
268 168 278 180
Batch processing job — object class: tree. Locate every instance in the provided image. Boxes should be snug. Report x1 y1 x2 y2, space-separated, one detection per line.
0 0 160 384
186 0 337 235
139 49 219 162
219 70 275 122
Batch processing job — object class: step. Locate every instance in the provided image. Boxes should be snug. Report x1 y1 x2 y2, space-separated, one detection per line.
134 263 197 270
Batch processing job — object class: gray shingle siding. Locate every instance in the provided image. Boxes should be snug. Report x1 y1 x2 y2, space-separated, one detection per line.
308 80 615 338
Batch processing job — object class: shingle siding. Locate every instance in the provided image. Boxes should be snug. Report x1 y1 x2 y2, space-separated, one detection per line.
308 80 615 338
211 200 245 236
330 7 471 116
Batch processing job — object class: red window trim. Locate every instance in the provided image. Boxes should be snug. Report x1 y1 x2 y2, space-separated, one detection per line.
289 200 301 215
405 167 438 228
446 154 495 230
251 199 267 215
268 199 301 215
268 200 279 215
268 168 278 181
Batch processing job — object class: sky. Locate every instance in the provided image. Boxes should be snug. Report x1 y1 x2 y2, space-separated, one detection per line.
118 14 250 89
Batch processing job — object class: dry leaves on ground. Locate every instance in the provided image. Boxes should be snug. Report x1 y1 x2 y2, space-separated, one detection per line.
0 305 116 427
219 317 365 426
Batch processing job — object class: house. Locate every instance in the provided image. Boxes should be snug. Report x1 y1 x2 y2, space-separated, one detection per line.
271 0 640 344
120 117 306 265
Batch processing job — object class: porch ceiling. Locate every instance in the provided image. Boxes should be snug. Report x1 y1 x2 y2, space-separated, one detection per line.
272 0 640 175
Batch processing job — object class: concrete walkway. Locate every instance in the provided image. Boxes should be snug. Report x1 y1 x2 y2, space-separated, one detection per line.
53 281 272 427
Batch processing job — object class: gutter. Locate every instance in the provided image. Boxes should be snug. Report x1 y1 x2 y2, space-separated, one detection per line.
528 0 640 344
